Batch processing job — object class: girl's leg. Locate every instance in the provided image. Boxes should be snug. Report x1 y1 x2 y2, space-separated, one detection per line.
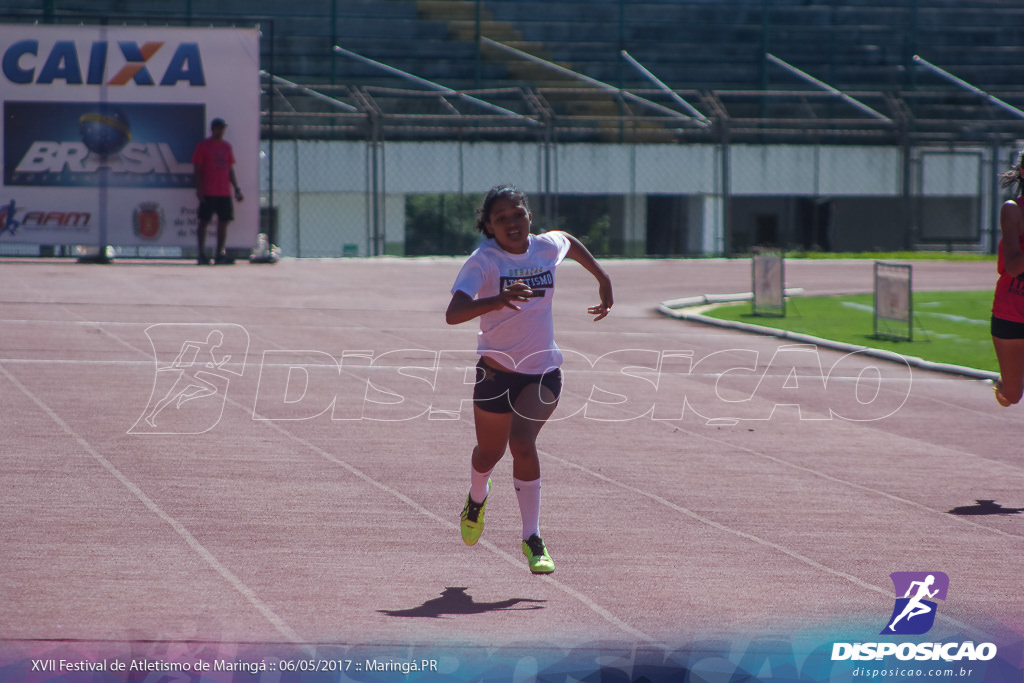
472 405 512 477
509 384 559 573
992 337 1024 405
460 406 513 546
509 384 558 538
508 384 559 481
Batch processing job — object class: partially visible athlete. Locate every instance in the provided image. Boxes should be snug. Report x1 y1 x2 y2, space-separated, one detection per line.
991 149 1024 406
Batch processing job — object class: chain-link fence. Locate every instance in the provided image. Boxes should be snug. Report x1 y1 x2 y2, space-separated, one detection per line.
4 3 1024 260
262 135 1010 259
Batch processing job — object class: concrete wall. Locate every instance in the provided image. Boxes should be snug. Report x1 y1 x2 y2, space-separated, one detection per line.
260 140 995 257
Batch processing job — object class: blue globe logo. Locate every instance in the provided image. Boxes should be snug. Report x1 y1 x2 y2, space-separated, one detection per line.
79 108 132 156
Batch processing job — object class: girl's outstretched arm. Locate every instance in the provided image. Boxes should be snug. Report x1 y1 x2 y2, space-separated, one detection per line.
564 233 613 321
446 281 534 325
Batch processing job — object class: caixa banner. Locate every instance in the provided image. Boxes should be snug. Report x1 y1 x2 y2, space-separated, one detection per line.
0 24 259 250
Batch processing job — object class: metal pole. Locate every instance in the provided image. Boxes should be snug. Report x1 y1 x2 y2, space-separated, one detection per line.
267 21 276 250
331 0 338 86
766 53 891 122
902 135 914 251
80 20 113 264
371 116 381 256
913 55 1024 120
906 0 918 91
98 19 110 262
482 37 705 125
990 137 1003 254
293 139 301 257
474 0 481 90
333 45 538 124
617 0 626 141
721 133 732 257
261 71 359 112
621 51 710 126
617 0 625 90
378 132 386 256
760 0 770 91
760 0 769 122
364 134 371 256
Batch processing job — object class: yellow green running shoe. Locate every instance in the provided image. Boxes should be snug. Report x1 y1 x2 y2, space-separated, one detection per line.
460 480 490 546
521 534 554 574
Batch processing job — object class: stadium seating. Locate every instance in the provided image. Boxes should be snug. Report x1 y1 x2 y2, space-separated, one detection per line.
5 0 1021 91
3 0 1023 140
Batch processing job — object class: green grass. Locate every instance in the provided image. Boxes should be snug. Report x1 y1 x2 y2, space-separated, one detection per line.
703 290 997 372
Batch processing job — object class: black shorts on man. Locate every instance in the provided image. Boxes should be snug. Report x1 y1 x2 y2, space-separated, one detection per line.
198 196 234 222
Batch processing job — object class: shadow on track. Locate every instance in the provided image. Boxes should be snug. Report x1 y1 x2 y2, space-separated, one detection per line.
378 587 546 618
947 499 1024 516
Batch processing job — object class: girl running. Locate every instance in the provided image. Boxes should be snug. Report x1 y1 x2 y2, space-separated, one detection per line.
992 150 1024 407
446 184 613 573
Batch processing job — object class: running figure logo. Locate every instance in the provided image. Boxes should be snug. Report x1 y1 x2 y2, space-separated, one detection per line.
130 324 249 434
881 571 949 635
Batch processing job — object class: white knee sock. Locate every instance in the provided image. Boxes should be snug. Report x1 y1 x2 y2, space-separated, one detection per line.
470 465 494 504
514 477 541 540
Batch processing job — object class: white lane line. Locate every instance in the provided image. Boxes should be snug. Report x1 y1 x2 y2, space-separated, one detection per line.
31 311 665 648
15 311 1001 644
542 447 986 637
0 364 309 651
234 393 664 648
665 420 1024 543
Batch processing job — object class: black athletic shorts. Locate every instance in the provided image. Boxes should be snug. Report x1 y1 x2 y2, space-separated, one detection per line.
991 315 1024 340
473 357 562 414
198 195 234 222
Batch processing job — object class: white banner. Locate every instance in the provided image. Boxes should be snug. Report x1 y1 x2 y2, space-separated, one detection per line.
875 264 911 324
752 252 785 315
0 24 260 250
874 261 912 341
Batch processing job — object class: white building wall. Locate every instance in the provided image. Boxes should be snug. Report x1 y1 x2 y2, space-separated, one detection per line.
260 140 988 256
730 145 902 196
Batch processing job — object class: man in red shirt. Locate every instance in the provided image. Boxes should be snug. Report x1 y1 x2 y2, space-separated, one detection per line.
192 118 243 265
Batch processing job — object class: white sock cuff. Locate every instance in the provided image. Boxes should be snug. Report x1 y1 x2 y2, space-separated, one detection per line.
470 465 494 503
513 477 541 491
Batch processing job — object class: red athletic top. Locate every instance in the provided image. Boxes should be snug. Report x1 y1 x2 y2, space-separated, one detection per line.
191 137 236 197
992 200 1024 323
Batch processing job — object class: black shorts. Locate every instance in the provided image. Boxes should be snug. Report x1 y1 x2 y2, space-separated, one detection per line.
198 196 234 223
473 358 562 414
991 315 1024 340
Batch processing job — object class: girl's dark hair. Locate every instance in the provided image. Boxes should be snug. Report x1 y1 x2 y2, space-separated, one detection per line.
999 149 1024 196
474 184 530 237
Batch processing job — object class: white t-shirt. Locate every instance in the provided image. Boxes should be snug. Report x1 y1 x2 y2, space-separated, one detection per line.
451 231 571 374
